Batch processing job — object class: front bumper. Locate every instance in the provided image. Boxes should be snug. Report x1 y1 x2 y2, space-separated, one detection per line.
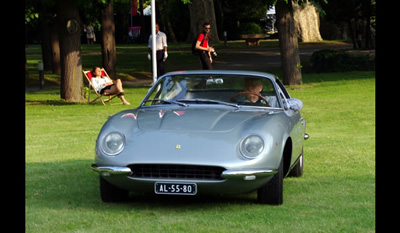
91 164 132 176
91 164 277 195
91 164 276 179
221 169 277 180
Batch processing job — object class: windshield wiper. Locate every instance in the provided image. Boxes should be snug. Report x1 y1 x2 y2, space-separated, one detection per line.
177 99 240 109
145 99 187 107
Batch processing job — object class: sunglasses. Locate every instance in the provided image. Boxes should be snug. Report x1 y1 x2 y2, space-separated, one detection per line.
204 27 211 30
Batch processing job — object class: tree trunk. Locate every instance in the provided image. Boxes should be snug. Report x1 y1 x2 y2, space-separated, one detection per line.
187 0 219 43
50 17 61 75
348 19 357 49
292 0 323 42
364 0 372 49
39 13 52 71
138 0 147 43
101 2 117 80
161 0 178 43
57 0 84 101
25 52 29 80
275 0 302 85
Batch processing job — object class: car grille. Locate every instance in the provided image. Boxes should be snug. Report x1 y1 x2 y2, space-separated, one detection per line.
128 164 225 180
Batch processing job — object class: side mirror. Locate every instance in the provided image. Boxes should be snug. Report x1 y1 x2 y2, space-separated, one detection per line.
288 98 303 111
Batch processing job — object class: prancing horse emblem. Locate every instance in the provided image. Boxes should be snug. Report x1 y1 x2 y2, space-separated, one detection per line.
176 144 181 149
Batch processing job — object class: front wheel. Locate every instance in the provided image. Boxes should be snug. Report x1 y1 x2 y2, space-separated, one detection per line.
257 158 283 205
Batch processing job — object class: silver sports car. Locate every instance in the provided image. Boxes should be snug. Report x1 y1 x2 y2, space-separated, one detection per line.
91 70 308 205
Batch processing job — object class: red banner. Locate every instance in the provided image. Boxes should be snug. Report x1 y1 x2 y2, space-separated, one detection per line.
131 0 137 16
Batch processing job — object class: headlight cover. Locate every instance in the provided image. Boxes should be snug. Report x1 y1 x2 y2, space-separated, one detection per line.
240 135 264 159
101 132 125 156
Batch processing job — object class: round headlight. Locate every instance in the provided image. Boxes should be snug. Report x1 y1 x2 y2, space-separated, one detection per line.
240 135 264 159
101 132 125 156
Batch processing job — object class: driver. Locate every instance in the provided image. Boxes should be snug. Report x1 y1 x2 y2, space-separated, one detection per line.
243 78 264 103
232 78 277 107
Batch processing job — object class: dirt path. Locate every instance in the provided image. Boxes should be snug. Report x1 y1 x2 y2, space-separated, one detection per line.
27 41 374 89
128 41 373 86
211 42 361 71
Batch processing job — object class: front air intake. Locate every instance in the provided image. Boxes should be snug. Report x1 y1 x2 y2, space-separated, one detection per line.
128 164 225 180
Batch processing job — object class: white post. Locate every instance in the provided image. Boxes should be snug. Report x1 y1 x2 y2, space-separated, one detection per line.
151 0 157 84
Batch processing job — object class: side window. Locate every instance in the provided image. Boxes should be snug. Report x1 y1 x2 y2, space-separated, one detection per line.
275 78 291 99
275 78 290 110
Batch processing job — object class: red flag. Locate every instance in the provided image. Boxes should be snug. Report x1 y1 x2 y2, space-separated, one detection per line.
131 0 137 16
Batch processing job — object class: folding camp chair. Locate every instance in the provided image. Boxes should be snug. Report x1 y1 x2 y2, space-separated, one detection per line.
82 68 118 106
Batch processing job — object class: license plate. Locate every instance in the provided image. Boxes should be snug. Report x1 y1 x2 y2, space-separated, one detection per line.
154 182 197 195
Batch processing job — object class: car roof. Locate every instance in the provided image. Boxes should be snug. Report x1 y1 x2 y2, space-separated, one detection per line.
160 70 278 81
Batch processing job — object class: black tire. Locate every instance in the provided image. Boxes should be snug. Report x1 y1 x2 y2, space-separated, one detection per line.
99 176 129 202
288 150 303 177
257 158 283 205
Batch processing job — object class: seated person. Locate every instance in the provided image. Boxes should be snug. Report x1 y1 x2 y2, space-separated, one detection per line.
90 66 130 105
232 78 278 107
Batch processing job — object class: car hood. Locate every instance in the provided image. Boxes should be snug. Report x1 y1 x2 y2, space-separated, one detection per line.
98 106 286 169
136 107 278 132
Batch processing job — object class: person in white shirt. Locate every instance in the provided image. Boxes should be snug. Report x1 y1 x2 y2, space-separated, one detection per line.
148 23 168 78
90 66 130 105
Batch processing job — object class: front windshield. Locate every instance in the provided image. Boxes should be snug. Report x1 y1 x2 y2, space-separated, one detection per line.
143 74 280 108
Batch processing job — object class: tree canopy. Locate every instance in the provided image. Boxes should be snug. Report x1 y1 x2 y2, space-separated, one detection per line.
26 0 376 100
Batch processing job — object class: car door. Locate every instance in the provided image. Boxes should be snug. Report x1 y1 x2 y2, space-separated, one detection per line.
275 78 305 165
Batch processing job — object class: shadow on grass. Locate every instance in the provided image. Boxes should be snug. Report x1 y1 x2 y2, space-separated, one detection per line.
25 99 86 106
301 71 375 84
26 159 259 212
271 70 375 85
126 190 258 207
25 86 150 106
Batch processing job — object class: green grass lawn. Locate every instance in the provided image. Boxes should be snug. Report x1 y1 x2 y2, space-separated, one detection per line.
25 70 375 232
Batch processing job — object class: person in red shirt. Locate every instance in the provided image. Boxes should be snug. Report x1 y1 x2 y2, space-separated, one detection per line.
195 22 215 70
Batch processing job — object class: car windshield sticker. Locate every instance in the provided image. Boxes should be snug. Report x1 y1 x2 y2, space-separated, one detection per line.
159 110 166 118
121 112 138 120
173 111 186 116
